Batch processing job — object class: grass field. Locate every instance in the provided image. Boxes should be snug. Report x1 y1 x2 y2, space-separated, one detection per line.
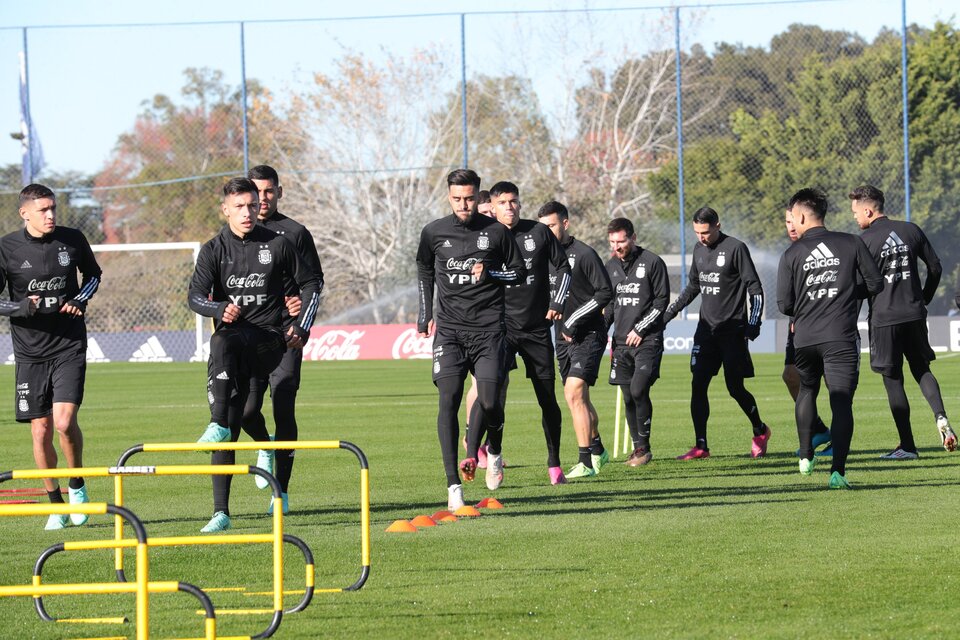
0 353 958 639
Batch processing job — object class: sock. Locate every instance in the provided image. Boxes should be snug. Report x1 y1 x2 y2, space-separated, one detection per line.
68 477 84 490
578 447 593 468
48 488 65 504
752 420 766 437
589 436 604 455
696 437 708 451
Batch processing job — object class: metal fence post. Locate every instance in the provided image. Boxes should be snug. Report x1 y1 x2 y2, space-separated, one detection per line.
240 21 250 174
460 14 469 169
675 8 687 305
900 0 911 221
21 27 34 185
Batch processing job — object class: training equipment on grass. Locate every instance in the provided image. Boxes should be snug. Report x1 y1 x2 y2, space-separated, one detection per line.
385 519 418 533
611 387 631 458
0 501 220 640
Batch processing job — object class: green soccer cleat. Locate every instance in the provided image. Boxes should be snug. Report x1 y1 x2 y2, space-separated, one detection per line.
566 462 597 479
267 492 289 515
200 511 232 533
255 448 275 490
44 514 69 531
799 458 816 476
828 471 851 490
68 484 90 525
591 449 610 474
198 422 230 444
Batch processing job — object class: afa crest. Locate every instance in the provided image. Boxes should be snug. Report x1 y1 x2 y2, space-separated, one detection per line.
636 264 646 279
57 251 70 267
258 249 272 265
524 236 536 252
717 252 726 267
568 257 576 269
477 234 489 250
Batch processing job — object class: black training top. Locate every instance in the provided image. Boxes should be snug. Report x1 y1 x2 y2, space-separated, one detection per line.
188 224 320 340
552 236 612 338
777 226 883 349
604 246 670 343
860 216 941 327
0 227 102 362
503 219 570 332
664 232 763 333
416 213 526 333
258 211 325 328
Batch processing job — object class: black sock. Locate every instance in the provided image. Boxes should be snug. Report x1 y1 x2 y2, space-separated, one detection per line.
578 447 593 468
696 437 708 451
68 477 84 490
589 436 604 455
48 488 65 504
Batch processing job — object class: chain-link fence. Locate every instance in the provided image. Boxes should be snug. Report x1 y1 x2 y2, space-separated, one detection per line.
2 0 957 326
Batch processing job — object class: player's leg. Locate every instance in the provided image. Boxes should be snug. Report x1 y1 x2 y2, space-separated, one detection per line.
563 331 605 478
871 323 917 457
681 329 718 458
822 342 859 487
721 335 769 455
463 374 478 452
903 320 955 451
270 348 302 510
432 328 469 508
200 327 244 443
51 401 89 525
521 329 563 470
627 338 662 465
794 345 824 470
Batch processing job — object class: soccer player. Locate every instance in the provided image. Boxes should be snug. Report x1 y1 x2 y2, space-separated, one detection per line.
241 164 325 514
777 187 883 489
850 184 957 457
604 218 669 467
471 181 570 486
416 169 526 510
0 184 102 530
537 202 613 479
663 207 769 459
782 208 832 457
188 177 320 532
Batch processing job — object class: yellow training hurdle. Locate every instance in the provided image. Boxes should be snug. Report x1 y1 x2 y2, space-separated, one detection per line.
0 501 224 640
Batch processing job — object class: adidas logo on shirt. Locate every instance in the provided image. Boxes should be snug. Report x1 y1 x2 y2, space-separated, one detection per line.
803 242 839 271
442 240 452 248
880 231 909 258
216 370 230 380
20 260 31 269
573 361 582 369
129 336 173 362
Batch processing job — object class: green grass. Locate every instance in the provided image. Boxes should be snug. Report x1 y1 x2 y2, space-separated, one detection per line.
1 354 959 638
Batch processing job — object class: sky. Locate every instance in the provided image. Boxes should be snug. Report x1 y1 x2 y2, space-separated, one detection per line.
0 0 955 178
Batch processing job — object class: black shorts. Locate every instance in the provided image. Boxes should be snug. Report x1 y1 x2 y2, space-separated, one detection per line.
795 340 860 395
432 328 504 383
268 345 303 393
869 319 936 377
207 325 287 393
609 336 663 385
15 348 86 422
784 329 796 367
691 325 754 378
556 330 606 386
503 326 555 381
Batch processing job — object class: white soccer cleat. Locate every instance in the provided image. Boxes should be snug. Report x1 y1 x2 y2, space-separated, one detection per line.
255 449 275 490
68 485 90 526
937 415 957 452
485 453 504 490
447 484 465 511
880 447 919 460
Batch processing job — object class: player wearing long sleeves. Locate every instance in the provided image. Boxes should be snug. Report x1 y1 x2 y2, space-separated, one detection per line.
604 217 669 468
469 181 570 487
240 165 326 515
0 184 102 530
415 169 526 510
778 188 883 489
851 184 956 457
188 177 320 532
538 201 614 479
662 207 770 460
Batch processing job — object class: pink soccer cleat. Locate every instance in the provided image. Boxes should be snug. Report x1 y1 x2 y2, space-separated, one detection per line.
676 447 710 461
751 424 771 458
548 466 567 485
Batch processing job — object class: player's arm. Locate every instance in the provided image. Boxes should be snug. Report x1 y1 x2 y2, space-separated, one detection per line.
187 243 232 320
563 250 612 338
635 257 670 339
296 226 325 297
777 252 796 317
663 260 700 324
546 229 571 318
0 265 35 317
415 227 436 336
916 228 942 304
854 237 884 299
483 229 527 284
61 233 103 317
284 239 320 345
737 244 764 339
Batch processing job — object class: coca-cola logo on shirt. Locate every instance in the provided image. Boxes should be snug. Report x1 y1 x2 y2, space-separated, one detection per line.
302 329 364 361
28 276 67 292
225 273 267 289
391 328 433 359
446 257 480 271
616 282 640 294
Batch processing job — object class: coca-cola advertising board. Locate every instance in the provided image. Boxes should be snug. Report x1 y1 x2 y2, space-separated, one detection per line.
302 324 433 361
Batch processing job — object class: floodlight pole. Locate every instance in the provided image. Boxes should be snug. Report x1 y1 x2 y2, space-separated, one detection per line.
240 21 250 174
675 8 687 312
900 0 911 221
460 14 469 169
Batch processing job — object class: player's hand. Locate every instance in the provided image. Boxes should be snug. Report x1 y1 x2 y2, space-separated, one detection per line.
546 309 561 321
625 330 643 347
418 319 435 339
284 296 302 316
60 301 83 317
26 295 40 315
471 262 486 282
745 323 761 341
285 326 304 350
221 303 241 323
561 330 573 343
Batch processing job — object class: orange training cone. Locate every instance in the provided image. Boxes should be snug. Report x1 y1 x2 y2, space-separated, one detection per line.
438 514 458 523
431 510 453 521
411 515 438 528
386 519 418 533
475 498 491 508
483 498 504 509
454 505 481 517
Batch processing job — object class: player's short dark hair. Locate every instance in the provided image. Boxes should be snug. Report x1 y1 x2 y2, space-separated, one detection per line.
489 181 519 199
447 169 481 190
692 206 719 225
222 177 258 199
477 190 491 205
19 183 55 206
248 164 280 186
788 188 828 220
848 185 884 213
607 217 635 237
537 201 568 221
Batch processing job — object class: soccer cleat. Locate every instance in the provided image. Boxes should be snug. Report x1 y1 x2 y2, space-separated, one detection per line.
267 492 290 515
200 511 231 533
751 424 771 458
44 514 69 530
676 447 710 461
254 448 276 490
797 430 833 457
880 447 919 460
799 457 816 476
565 462 597 479
625 447 653 467
68 484 90 525
937 415 958 452
828 471 851 490
477 444 489 469
198 422 230 444
447 484 465 511
548 466 567 485
459 458 477 482
485 453 504 490
591 449 610 474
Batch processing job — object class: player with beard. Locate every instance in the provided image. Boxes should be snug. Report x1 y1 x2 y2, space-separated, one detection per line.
778 187 883 489
850 184 956 457
416 170 526 509
537 202 613 479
